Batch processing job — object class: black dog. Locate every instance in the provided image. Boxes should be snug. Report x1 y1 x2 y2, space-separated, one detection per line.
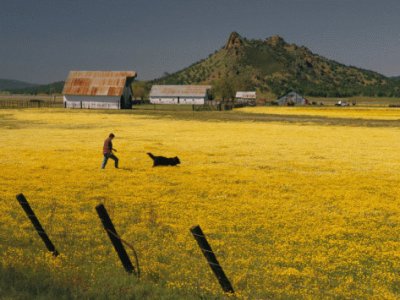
147 153 181 167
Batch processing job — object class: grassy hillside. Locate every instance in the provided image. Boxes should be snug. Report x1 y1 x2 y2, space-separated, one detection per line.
0 79 38 90
4 81 64 95
4 33 400 99
153 32 400 99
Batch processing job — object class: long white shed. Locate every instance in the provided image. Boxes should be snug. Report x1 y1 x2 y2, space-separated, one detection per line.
235 91 256 106
149 85 211 105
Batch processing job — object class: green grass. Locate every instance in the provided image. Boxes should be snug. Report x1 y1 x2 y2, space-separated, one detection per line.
132 104 195 111
0 264 220 299
307 96 400 106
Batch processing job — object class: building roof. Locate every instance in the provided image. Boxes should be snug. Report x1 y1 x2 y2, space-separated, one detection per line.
150 85 211 97
277 91 304 101
277 91 306 104
63 71 137 96
236 91 256 99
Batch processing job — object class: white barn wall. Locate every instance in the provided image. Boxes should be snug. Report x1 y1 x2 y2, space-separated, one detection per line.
150 97 205 105
64 95 120 109
235 91 256 105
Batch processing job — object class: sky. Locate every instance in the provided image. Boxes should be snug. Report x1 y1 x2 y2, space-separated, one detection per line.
1 0 400 84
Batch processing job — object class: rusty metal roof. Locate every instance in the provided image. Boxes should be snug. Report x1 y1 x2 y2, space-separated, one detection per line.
150 85 211 97
63 71 137 96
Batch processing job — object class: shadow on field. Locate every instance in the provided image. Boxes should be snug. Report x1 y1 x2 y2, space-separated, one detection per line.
0 265 75 299
130 110 400 128
1 108 399 129
0 264 221 299
119 167 134 172
0 113 44 129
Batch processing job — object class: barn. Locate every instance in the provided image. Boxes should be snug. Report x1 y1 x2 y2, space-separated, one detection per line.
277 91 308 106
149 85 211 105
235 91 256 106
63 71 137 109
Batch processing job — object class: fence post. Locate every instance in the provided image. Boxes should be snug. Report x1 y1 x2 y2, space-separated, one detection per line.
95 204 135 274
16 193 59 256
190 225 234 294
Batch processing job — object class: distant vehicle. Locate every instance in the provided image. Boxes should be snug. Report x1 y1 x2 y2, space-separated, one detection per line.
335 100 350 107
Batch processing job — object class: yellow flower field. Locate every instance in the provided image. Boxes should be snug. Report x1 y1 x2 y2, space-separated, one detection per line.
1 108 400 298
239 106 400 120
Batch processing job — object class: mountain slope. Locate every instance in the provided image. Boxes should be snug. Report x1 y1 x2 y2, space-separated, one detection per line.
3 81 64 94
153 32 400 98
0 79 38 90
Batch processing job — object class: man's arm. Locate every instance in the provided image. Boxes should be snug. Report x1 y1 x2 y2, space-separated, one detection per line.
109 140 117 152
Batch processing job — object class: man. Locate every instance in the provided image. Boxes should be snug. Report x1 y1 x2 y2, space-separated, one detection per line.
101 133 119 169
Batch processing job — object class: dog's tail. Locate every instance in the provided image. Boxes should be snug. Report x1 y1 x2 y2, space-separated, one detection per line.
147 152 155 159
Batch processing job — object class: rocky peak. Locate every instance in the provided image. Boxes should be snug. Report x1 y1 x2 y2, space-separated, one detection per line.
265 35 286 47
225 32 243 50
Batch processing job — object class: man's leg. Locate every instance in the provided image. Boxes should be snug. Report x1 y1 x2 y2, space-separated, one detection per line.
109 154 119 168
101 154 109 169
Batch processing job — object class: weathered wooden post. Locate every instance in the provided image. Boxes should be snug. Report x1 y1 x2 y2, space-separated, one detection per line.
16 193 59 257
190 225 234 294
95 204 135 274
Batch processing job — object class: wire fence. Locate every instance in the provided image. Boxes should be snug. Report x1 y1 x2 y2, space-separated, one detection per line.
0 101 232 111
132 103 234 111
0 100 63 109
16 193 234 294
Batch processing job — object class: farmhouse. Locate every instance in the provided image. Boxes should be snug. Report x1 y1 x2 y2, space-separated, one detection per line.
149 85 211 105
235 91 256 106
63 71 137 109
277 91 308 106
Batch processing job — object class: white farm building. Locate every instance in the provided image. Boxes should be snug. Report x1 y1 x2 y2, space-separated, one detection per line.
277 91 308 106
235 91 256 106
63 71 137 109
149 85 211 105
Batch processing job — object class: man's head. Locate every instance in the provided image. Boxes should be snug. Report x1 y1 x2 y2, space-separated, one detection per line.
109 133 115 139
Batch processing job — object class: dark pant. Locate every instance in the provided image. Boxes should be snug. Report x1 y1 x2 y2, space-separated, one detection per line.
101 153 119 169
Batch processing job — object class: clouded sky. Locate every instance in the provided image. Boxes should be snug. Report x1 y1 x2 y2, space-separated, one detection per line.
1 0 399 83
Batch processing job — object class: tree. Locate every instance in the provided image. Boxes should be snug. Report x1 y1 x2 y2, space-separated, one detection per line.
132 81 149 101
212 77 236 101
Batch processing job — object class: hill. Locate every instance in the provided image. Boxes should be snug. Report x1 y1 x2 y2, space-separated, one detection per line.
0 79 38 91
4 81 64 95
153 32 400 98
